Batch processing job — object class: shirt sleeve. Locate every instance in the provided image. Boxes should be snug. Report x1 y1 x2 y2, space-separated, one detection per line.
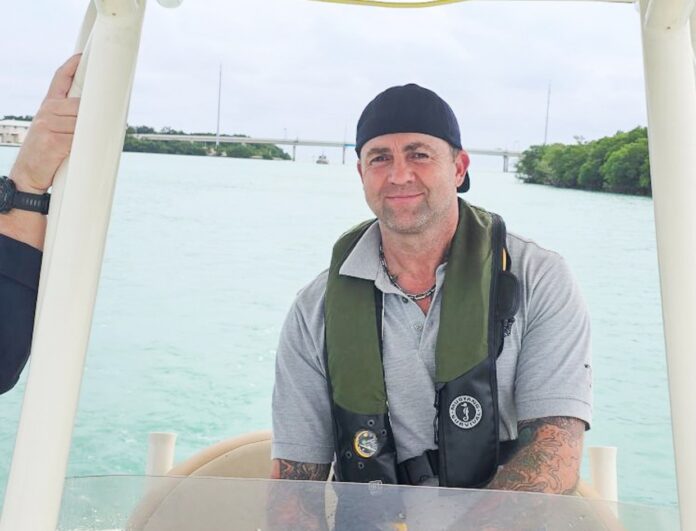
514 255 593 428
271 281 335 464
0 234 42 394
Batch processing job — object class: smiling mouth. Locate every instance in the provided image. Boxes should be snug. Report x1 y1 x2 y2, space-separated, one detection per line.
385 192 423 200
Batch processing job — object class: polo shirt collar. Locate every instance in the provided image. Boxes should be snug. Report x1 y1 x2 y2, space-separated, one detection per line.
338 219 449 296
338 220 381 281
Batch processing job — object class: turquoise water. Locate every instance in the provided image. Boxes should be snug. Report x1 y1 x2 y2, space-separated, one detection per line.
0 147 675 508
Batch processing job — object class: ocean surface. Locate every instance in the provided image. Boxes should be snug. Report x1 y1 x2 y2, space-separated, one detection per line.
0 147 676 509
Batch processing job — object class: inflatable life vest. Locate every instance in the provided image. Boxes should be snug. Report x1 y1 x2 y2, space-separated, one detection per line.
324 199 519 487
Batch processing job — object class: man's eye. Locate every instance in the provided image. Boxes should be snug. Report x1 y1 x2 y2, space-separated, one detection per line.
412 152 429 159
370 155 388 164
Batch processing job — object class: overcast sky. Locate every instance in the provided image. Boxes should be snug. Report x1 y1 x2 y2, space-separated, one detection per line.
1 0 646 158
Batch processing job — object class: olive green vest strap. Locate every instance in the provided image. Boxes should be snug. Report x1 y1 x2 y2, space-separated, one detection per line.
325 219 387 415
435 201 495 382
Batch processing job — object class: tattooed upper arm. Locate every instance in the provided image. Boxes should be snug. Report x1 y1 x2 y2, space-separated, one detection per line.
271 459 331 481
486 416 585 494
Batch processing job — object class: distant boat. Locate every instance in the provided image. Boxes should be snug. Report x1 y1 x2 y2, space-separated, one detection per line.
316 154 329 165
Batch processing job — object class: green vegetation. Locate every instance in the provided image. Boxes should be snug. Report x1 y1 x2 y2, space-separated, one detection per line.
1 115 33 121
124 125 291 160
516 127 651 196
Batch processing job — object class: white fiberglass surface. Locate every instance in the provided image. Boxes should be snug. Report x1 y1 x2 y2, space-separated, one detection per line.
58 475 679 531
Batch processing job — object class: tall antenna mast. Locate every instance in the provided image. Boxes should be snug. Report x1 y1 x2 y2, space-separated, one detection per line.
543 82 551 145
216 63 222 148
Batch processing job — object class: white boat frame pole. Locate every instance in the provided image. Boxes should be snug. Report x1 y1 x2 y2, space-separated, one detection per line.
640 0 696 529
0 1 147 529
692 10 696 68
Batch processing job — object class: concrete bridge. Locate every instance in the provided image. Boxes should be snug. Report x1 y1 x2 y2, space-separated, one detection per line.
133 133 521 172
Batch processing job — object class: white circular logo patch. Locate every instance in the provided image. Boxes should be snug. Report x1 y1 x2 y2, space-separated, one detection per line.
449 395 483 429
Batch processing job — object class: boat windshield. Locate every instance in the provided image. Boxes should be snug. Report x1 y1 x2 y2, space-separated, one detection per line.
58 475 678 530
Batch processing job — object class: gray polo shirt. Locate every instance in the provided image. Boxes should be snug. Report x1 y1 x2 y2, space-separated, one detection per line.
272 222 592 465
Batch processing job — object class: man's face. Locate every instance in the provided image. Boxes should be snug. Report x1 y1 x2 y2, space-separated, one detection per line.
357 132 469 235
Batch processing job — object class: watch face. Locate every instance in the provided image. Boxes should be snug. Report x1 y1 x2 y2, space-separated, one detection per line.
0 178 14 213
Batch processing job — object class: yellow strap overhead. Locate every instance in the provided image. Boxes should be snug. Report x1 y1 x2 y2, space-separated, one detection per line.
313 0 466 8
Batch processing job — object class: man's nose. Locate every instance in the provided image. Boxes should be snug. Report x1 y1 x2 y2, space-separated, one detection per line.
387 156 413 185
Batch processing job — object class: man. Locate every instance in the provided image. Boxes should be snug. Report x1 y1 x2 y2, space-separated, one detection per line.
270 83 591 496
0 55 80 394
0 58 591 496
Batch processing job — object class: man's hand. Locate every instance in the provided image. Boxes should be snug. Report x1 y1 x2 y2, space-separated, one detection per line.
0 54 81 249
10 54 81 194
486 416 585 494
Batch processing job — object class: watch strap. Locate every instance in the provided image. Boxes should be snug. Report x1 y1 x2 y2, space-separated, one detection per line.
13 189 51 215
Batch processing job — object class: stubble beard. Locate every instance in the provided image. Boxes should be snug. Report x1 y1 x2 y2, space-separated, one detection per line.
379 203 432 234
374 191 448 235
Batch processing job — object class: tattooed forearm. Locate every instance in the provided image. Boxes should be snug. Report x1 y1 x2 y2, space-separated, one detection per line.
268 459 330 530
486 416 585 494
272 459 331 481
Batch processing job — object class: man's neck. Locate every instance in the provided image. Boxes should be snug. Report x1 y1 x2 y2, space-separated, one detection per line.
379 207 459 288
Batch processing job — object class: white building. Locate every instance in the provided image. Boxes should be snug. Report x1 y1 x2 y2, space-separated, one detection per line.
0 119 31 145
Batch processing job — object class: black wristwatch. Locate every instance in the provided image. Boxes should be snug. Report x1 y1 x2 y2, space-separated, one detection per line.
0 176 51 215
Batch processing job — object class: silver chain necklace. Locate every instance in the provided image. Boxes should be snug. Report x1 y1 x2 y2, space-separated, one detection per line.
379 244 436 302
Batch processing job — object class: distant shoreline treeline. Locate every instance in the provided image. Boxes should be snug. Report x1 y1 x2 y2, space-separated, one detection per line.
516 127 651 196
1 117 292 161
125 126 291 160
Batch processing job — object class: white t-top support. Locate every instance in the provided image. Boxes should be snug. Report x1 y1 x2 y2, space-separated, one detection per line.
588 446 618 504
146 432 178 476
691 10 696 68
640 0 696 529
0 1 147 530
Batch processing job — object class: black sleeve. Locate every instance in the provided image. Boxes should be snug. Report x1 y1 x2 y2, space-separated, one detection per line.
0 234 42 394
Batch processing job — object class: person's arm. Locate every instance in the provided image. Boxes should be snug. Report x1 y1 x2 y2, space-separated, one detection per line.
268 460 330 531
271 459 331 481
0 53 81 249
489 246 592 494
0 54 81 394
450 415 584 530
486 416 585 494
268 276 334 529
269 459 331 529
0 236 42 393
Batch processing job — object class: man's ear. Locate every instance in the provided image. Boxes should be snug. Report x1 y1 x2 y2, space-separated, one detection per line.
357 160 364 183
455 150 470 188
